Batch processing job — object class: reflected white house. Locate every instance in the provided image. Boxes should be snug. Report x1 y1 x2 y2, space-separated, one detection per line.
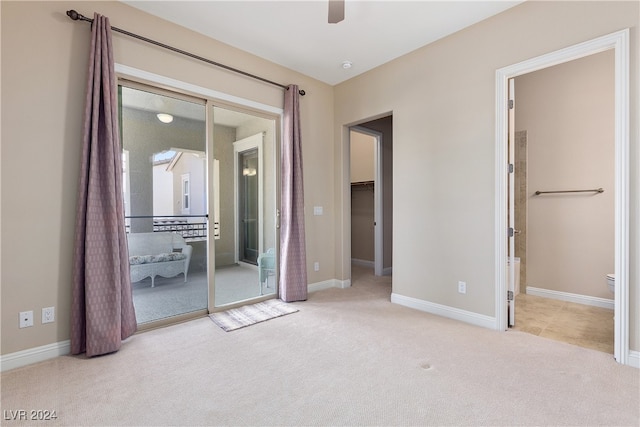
153 150 206 219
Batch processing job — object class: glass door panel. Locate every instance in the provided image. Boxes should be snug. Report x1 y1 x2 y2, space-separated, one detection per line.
212 106 277 307
120 84 208 325
239 148 259 264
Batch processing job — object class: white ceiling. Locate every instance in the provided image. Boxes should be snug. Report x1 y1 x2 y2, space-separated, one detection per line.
122 0 524 86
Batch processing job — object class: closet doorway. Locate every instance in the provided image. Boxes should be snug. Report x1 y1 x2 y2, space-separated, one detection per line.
349 115 393 277
350 128 380 274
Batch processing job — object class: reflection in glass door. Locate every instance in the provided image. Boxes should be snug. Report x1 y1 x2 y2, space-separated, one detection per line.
119 83 208 325
239 148 259 264
213 106 278 307
119 82 280 319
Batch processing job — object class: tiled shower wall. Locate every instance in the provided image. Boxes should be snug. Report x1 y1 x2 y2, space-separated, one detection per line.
515 130 527 291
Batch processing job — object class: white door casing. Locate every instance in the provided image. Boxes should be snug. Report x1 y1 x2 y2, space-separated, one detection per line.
508 78 516 327
494 29 630 364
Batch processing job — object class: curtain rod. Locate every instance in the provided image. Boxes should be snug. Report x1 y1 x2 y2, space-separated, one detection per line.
66 10 305 96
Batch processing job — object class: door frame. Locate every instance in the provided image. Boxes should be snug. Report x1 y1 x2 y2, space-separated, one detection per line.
507 78 515 327
351 126 384 276
494 29 630 364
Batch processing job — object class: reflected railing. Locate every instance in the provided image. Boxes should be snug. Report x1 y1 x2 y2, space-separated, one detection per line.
125 215 211 242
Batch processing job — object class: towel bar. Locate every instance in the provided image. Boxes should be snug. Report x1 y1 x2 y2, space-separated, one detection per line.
534 188 604 195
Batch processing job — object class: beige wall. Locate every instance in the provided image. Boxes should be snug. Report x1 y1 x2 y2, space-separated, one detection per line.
212 124 237 267
1 1 335 355
333 1 638 349
516 50 615 299
350 131 375 183
351 187 375 262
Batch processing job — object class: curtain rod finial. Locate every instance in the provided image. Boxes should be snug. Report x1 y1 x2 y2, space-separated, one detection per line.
67 10 90 22
286 86 305 96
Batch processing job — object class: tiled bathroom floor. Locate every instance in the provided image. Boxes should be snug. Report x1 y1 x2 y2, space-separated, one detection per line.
512 293 614 354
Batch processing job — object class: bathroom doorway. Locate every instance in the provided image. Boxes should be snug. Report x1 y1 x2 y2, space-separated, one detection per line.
511 51 615 354
496 30 630 364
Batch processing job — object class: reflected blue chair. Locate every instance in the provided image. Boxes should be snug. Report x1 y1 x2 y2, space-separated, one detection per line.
257 248 276 295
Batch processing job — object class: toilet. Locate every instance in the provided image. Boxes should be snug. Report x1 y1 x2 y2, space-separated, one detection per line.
606 273 615 294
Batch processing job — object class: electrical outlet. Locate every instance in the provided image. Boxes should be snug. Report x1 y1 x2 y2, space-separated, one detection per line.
19 311 34 328
314 262 320 271
42 307 55 324
458 281 467 294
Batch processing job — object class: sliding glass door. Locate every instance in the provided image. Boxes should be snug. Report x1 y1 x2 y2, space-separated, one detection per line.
119 80 280 323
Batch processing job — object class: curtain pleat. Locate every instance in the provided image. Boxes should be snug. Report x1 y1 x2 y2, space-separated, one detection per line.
71 14 137 357
279 85 308 302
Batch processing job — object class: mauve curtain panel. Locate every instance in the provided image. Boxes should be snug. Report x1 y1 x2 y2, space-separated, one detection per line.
279 85 308 302
71 14 137 357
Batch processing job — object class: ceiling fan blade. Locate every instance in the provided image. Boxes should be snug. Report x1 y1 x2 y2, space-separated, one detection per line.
328 0 344 24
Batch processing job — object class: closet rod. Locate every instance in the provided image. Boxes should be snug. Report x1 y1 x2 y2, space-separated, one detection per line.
65 10 305 96
534 188 604 195
351 180 374 187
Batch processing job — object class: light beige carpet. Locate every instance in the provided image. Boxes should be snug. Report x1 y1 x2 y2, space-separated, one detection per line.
1 267 638 426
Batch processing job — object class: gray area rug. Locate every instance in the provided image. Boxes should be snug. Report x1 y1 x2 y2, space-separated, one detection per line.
209 299 298 331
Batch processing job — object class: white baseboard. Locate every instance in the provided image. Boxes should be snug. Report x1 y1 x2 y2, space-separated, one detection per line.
1 340 70 372
390 293 496 329
628 350 639 368
2 280 349 372
351 258 374 268
335 278 351 289
351 259 392 276
308 278 351 293
526 286 614 310
3 313 635 373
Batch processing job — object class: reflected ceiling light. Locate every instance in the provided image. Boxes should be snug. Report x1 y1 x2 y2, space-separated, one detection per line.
342 60 353 69
157 113 173 123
